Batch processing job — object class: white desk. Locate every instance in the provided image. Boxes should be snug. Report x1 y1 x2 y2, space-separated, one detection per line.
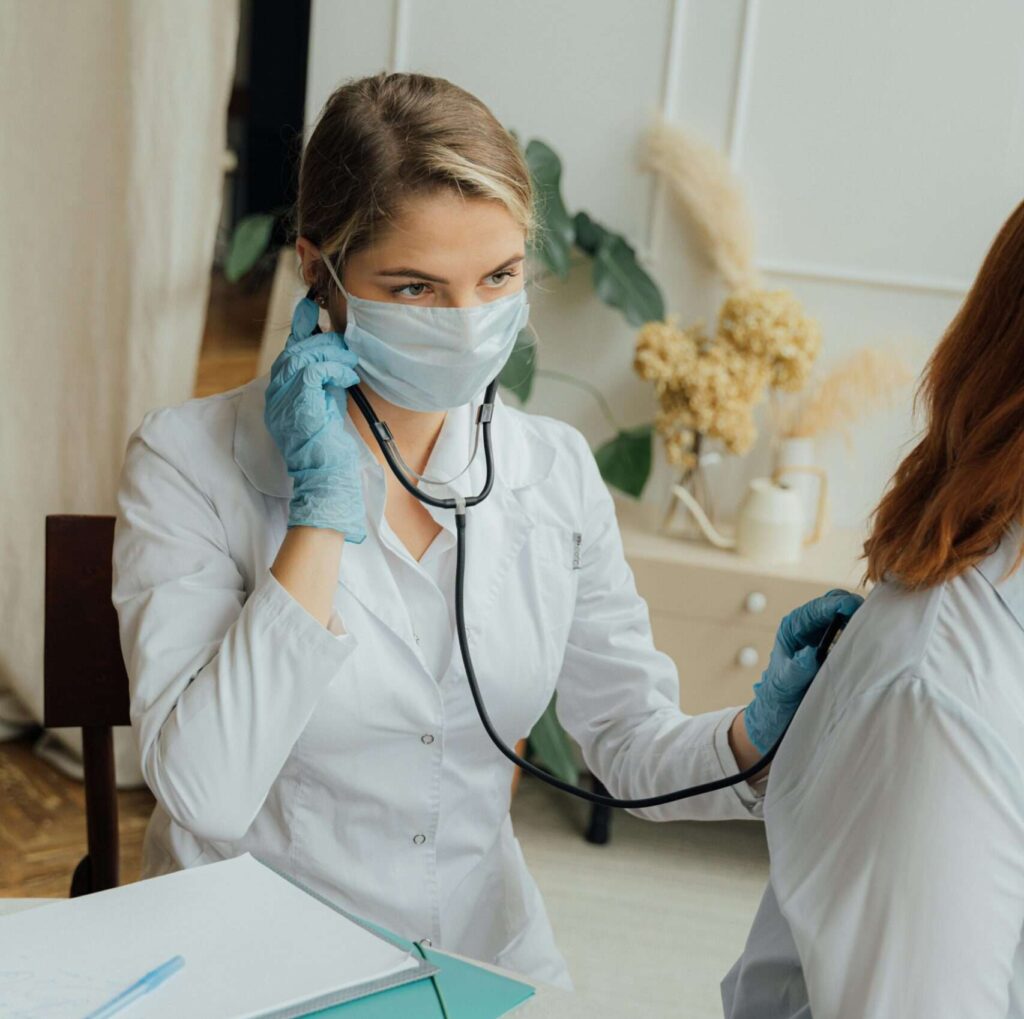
0 898 611 1017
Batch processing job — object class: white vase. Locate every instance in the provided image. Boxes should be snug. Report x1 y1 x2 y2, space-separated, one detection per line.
774 437 828 544
673 476 808 564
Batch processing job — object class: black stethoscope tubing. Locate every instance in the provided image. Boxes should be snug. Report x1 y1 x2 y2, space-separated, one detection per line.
308 308 839 807
347 378 498 510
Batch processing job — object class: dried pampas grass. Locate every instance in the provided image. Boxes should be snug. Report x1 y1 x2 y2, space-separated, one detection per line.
780 347 914 445
637 116 825 468
641 115 759 292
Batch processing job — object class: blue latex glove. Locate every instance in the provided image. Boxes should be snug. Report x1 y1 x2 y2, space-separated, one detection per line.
743 588 864 753
263 297 366 542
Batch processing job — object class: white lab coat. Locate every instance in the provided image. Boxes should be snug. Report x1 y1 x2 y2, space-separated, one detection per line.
112 372 761 990
722 523 1024 1018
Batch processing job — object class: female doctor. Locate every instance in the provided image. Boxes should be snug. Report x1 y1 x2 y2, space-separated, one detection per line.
111 71 860 991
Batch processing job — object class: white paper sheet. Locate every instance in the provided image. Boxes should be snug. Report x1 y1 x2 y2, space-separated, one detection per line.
0 853 420 1018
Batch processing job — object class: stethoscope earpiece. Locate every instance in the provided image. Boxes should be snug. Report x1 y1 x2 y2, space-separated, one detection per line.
306 285 328 308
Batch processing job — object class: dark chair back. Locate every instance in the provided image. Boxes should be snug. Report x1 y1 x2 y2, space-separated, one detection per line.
43 515 130 896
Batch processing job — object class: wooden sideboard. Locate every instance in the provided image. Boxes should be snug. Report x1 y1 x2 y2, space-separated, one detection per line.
614 496 869 715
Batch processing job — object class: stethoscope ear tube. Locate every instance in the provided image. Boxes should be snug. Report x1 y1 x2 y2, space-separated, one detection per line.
306 293 497 510
345 380 497 510
306 287 849 806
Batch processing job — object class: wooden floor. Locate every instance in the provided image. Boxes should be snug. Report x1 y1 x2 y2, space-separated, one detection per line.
0 270 271 898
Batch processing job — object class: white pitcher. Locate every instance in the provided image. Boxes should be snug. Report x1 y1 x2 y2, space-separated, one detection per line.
672 468 827 565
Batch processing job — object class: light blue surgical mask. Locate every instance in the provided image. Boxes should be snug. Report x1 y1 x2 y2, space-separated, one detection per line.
321 255 530 412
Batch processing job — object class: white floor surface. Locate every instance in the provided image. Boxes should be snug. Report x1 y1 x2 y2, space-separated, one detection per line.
510 775 770 1018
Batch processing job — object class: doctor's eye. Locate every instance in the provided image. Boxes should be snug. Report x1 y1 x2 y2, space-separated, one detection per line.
484 268 518 288
390 282 432 299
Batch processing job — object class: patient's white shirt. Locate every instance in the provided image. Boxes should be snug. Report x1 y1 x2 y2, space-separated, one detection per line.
722 524 1024 1018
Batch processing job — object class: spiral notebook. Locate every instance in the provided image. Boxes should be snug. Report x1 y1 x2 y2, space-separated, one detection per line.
0 853 435 1018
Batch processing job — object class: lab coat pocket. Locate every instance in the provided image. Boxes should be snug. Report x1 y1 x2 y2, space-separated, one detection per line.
530 523 580 642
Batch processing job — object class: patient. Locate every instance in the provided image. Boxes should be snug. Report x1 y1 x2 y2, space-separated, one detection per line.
722 198 1024 1018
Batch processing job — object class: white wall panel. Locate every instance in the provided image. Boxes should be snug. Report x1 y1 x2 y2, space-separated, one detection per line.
305 0 397 133
398 0 673 243
737 0 1024 287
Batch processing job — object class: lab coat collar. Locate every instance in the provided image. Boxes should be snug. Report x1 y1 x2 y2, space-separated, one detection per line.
232 372 556 503
974 521 1024 634
235 373 556 678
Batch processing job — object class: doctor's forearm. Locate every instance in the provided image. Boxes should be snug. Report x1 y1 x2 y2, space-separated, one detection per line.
728 709 770 781
271 526 345 628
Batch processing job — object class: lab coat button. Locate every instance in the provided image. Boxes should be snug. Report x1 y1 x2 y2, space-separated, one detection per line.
421 733 435 744
413 833 427 845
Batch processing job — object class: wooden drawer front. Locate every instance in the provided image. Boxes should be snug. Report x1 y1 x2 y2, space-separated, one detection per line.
630 557 827 632
649 613 776 715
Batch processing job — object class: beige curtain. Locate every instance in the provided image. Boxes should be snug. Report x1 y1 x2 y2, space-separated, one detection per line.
0 0 240 786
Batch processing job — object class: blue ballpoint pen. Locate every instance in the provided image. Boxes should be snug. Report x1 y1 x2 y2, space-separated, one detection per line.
82 954 185 1019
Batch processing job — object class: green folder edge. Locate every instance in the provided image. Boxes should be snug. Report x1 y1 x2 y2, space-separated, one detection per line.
310 941 536 1019
254 855 536 1019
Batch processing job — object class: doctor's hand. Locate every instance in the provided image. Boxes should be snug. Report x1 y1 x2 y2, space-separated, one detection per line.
264 297 367 542
742 588 864 755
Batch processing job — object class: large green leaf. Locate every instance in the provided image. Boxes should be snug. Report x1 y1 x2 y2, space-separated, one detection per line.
225 213 276 283
524 139 575 280
527 696 578 785
591 233 665 327
498 327 537 404
594 425 654 498
572 210 611 257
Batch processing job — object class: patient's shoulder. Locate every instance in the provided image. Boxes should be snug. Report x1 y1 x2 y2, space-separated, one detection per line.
813 560 1024 755
916 560 1024 717
820 579 943 700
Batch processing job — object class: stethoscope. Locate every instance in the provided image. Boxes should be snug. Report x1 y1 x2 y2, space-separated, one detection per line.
309 289 850 808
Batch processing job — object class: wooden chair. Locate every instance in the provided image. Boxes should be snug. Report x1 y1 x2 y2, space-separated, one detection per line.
43 515 129 897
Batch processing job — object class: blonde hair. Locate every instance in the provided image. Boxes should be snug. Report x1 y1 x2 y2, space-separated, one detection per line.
292 72 536 298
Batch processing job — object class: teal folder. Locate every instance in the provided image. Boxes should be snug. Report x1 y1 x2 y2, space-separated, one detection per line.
258 857 536 1019
309 939 535 1018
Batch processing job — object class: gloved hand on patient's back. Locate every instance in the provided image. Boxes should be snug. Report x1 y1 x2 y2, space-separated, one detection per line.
264 296 368 542
743 589 864 754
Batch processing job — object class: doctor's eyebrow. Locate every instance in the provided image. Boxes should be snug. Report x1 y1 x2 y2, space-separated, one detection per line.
374 254 524 284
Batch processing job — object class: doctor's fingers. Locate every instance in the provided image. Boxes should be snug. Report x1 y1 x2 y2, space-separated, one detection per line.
776 589 864 655
284 319 352 353
288 295 321 340
296 360 360 395
765 644 821 704
269 362 361 442
266 359 359 418
270 339 359 385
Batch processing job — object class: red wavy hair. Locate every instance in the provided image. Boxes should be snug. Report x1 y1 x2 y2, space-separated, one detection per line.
864 199 1024 588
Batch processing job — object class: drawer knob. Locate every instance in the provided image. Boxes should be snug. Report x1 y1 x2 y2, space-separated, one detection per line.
744 591 768 614
737 646 760 668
